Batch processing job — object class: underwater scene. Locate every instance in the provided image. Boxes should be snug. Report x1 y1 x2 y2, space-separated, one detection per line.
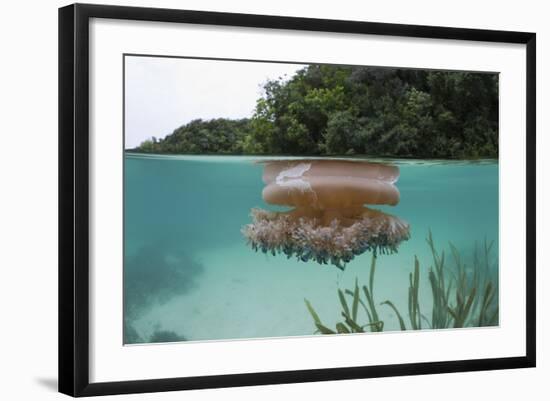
123 154 499 343
123 56 499 344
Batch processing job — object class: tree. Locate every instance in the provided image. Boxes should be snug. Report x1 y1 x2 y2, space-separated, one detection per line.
132 65 499 159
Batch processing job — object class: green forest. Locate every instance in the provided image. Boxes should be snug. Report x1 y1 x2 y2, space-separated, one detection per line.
132 65 499 159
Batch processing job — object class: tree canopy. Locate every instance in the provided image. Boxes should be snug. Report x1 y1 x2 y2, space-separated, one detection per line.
132 65 498 159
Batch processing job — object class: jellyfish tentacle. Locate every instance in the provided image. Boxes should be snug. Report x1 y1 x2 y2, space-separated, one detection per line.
242 206 410 268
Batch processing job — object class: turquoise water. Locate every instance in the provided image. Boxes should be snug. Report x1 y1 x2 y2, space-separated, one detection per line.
123 154 499 344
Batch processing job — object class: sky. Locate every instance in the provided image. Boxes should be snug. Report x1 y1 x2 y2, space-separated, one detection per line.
124 56 306 149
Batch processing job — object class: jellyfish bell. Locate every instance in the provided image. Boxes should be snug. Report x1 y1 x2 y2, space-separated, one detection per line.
262 159 400 185
262 175 400 210
242 159 410 269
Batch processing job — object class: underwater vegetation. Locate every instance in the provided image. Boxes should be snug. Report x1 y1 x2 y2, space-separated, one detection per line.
243 160 410 269
305 231 499 334
123 320 187 344
149 330 187 343
124 243 204 318
123 243 203 344
123 319 143 344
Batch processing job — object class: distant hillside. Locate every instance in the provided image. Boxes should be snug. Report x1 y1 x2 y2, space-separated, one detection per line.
131 65 498 159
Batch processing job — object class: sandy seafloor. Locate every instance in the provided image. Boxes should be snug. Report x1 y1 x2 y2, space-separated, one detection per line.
125 154 499 343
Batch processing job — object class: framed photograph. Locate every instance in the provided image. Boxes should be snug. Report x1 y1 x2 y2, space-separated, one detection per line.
58 3 536 397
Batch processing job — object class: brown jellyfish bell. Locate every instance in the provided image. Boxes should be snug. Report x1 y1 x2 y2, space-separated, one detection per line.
241 159 410 270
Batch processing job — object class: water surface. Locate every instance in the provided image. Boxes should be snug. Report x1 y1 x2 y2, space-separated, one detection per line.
124 154 499 343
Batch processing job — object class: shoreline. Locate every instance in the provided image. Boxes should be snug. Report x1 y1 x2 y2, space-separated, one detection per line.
124 151 499 165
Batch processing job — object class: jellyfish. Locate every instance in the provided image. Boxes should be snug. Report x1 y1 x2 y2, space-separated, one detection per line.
242 159 410 270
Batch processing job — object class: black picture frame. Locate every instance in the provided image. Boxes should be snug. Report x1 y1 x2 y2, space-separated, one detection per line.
59 3 536 397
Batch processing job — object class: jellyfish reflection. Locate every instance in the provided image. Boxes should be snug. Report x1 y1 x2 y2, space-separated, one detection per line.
242 160 410 269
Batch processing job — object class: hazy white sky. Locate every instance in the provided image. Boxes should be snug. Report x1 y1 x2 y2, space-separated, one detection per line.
124 56 306 149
